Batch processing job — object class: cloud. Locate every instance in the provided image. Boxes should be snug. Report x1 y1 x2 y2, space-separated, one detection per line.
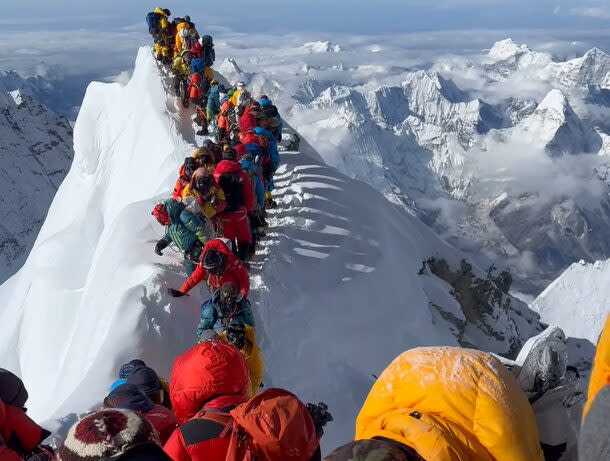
568 7 610 19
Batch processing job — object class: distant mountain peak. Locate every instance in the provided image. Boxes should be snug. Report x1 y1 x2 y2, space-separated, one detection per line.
488 38 531 61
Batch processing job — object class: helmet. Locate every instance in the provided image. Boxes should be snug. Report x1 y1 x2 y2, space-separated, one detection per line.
225 319 246 349
203 250 224 274
152 203 170 226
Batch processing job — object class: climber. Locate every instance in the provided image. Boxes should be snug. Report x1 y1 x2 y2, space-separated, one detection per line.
216 99 239 144
579 314 610 460
219 320 263 398
195 282 255 337
238 100 259 133
146 8 173 64
163 340 250 461
181 167 226 220
187 73 209 136
172 50 193 106
229 81 247 106
58 408 172 461
172 157 197 201
104 384 178 444
324 347 544 461
213 146 255 260
0 369 53 461
174 16 197 54
206 80 223 134
152 199 215 275
167 237 250 299
193 140 223 169
118 360 172 410
239 151 267 253
240 129 277 208
259 95 283 141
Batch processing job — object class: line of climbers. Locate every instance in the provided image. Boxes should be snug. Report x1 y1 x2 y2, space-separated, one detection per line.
4 322 610 461
1 7 607 461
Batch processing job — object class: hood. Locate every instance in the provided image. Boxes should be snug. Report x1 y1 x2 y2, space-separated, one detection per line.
215 160 242 175
259 98 272 107
154 7 169 16
169 340 249 424
164 199 185 224
104 383 155 413
356 347 544 461
0 368 28 407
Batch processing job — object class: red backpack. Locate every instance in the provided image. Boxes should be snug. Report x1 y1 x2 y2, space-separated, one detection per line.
223 388 319 461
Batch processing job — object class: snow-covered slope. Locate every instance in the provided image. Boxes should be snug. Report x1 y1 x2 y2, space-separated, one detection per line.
0 89 73 284
533 259 610 345
0 48 545 450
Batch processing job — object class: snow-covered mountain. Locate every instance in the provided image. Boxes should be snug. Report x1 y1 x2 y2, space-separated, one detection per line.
224 39 610 294
533 259 610 346
0 88 73 284
0 48 549 450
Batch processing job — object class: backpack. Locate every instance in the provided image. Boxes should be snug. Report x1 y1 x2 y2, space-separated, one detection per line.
202 35 216 67
218 172 245 212
190 57 205 75
146 12 161 36
223 389 319 461
241 132 269 158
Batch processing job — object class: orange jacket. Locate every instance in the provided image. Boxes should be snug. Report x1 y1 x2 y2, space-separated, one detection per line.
584 314 610 418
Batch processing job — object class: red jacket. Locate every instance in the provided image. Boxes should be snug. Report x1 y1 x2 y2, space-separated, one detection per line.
179 239 250 298
0 399 46 461
188 74 203 101
146 404 179 445
190 42 203 58
238 105 257 133
163 341 249 461
213 160 256 213
172 165 189 201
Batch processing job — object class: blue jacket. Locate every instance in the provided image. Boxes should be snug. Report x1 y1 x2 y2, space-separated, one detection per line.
163 199 212 252
254 126 280 168
239 157 265 209
195 292 255 338
207 84 222 113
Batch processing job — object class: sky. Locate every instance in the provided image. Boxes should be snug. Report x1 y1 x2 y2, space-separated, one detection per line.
3 0 610 33
0 0 608 118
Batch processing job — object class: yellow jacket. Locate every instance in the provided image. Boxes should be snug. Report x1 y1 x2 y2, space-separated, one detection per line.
356 347 544 461
181 183 226 219
229 88 243 106
153 7 170 31
172 55 190 76
175 22 190 52
584 314 610 418
220 326 264 398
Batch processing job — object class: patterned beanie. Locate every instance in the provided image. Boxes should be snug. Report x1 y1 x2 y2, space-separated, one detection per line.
57 408 160 461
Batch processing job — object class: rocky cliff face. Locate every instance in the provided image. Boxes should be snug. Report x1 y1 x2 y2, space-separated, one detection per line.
0 89 73 283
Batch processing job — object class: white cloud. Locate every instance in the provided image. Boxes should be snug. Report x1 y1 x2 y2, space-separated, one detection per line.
568 7 610 19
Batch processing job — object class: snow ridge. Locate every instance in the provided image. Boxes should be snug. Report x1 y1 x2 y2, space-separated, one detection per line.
0 47 544 451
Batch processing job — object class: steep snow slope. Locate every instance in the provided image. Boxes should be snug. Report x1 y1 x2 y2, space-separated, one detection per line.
0 48 544 450
0 89 73 284
533 260 610 345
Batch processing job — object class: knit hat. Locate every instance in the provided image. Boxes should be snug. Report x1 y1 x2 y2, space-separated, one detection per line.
57 408 160 461
0 368 28 407
119 360 147 380
579 385 610 460
324 439 416 461
126 367 162 396
104 384 155 413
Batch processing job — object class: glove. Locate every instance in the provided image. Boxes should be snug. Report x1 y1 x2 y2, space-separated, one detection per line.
154 244 164 256
168 288 186 298
155 239 170 256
